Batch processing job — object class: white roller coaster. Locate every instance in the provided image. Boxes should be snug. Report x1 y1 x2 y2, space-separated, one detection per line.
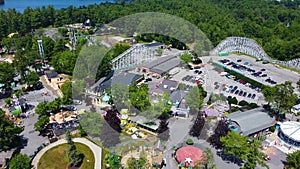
211 37 300 70
111 44 155 70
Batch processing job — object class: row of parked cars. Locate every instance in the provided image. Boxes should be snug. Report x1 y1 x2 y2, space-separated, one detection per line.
226 86 256 99
182 74 204 84
265 78 277 84
219 59 271 80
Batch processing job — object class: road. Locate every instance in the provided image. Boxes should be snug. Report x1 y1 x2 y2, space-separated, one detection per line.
18 86 57 156
32 137 102 169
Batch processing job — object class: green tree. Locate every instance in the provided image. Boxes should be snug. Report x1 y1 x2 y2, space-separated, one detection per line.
0 62 15 84
220 131 269 169
203 148 216 169
286 150 300 169
34 115 49 132
9 154 32 169
129 83 151 111
178 83 188 90
262 86 276 105
126 151 150 169
72 79 86 99
185 85 207 114
26 71 40 87
0 109 23 151
156 47 163 56
273 81 297 114
180 52 192 64
35 102 48 116
228 97 238 110
65 130 83 167
61 81 72 104
194 147 216 169
51 50 77 74
80 112 104 138
104 153 122 169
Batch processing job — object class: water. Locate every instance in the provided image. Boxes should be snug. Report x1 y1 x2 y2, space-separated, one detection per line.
0 0 114 12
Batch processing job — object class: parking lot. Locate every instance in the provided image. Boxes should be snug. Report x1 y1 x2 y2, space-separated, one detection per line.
214 54 299 90
201 56 266 105
171 67 205 87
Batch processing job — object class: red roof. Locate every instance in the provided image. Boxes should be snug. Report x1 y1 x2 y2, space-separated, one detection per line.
176 146 204 167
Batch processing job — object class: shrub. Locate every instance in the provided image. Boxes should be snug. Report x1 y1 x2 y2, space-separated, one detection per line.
186 138 194 145
229 107 240 113
5 98 11 106
249 103 259 109
238 100 249 106
269 126 276 132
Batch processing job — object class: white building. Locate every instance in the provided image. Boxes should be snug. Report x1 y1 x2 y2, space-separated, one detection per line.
278 121 300 150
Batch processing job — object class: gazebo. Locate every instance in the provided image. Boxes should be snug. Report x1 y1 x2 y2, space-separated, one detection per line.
175 146 204 167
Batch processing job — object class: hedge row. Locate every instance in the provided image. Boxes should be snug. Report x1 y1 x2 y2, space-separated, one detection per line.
213 62 266 89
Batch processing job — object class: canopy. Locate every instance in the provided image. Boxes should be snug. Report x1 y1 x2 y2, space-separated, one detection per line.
176 146 204 167
11 106 22 117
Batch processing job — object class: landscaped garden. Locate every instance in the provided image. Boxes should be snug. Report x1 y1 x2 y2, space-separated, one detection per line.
38 143 94 169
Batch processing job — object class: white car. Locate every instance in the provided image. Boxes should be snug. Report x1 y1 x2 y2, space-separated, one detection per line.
72 100 82 105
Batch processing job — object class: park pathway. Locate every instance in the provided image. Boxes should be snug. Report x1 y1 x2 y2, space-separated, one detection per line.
32 138 102 169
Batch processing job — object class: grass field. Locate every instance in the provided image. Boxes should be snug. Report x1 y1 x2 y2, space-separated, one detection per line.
38 143 95 169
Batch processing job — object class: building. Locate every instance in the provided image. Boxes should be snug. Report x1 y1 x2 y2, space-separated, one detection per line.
44 70 68 97
86 71 143 105
278 121 300 150
154 79 179 95
136 54 182 78
225 108 275 136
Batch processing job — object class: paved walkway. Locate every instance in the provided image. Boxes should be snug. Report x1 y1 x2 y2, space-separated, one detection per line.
32 138 102 169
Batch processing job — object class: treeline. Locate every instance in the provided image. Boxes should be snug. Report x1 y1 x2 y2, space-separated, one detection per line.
1 0 300 61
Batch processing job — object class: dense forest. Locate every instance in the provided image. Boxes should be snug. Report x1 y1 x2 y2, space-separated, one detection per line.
0 0 300 61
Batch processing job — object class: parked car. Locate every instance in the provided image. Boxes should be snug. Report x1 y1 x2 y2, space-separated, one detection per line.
233 86 238 90
73 100 82 105
235 90 239 94
251 94 256 99
64 105 77 111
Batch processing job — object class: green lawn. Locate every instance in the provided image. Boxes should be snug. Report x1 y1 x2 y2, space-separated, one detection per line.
38 143 95 169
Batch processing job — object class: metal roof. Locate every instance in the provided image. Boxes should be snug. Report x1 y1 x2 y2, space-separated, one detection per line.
150 57 181 75
226 108 275 136
96 72 143 93
141 55 177 69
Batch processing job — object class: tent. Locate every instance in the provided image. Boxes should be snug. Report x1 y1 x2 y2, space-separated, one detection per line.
11 106 22 117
